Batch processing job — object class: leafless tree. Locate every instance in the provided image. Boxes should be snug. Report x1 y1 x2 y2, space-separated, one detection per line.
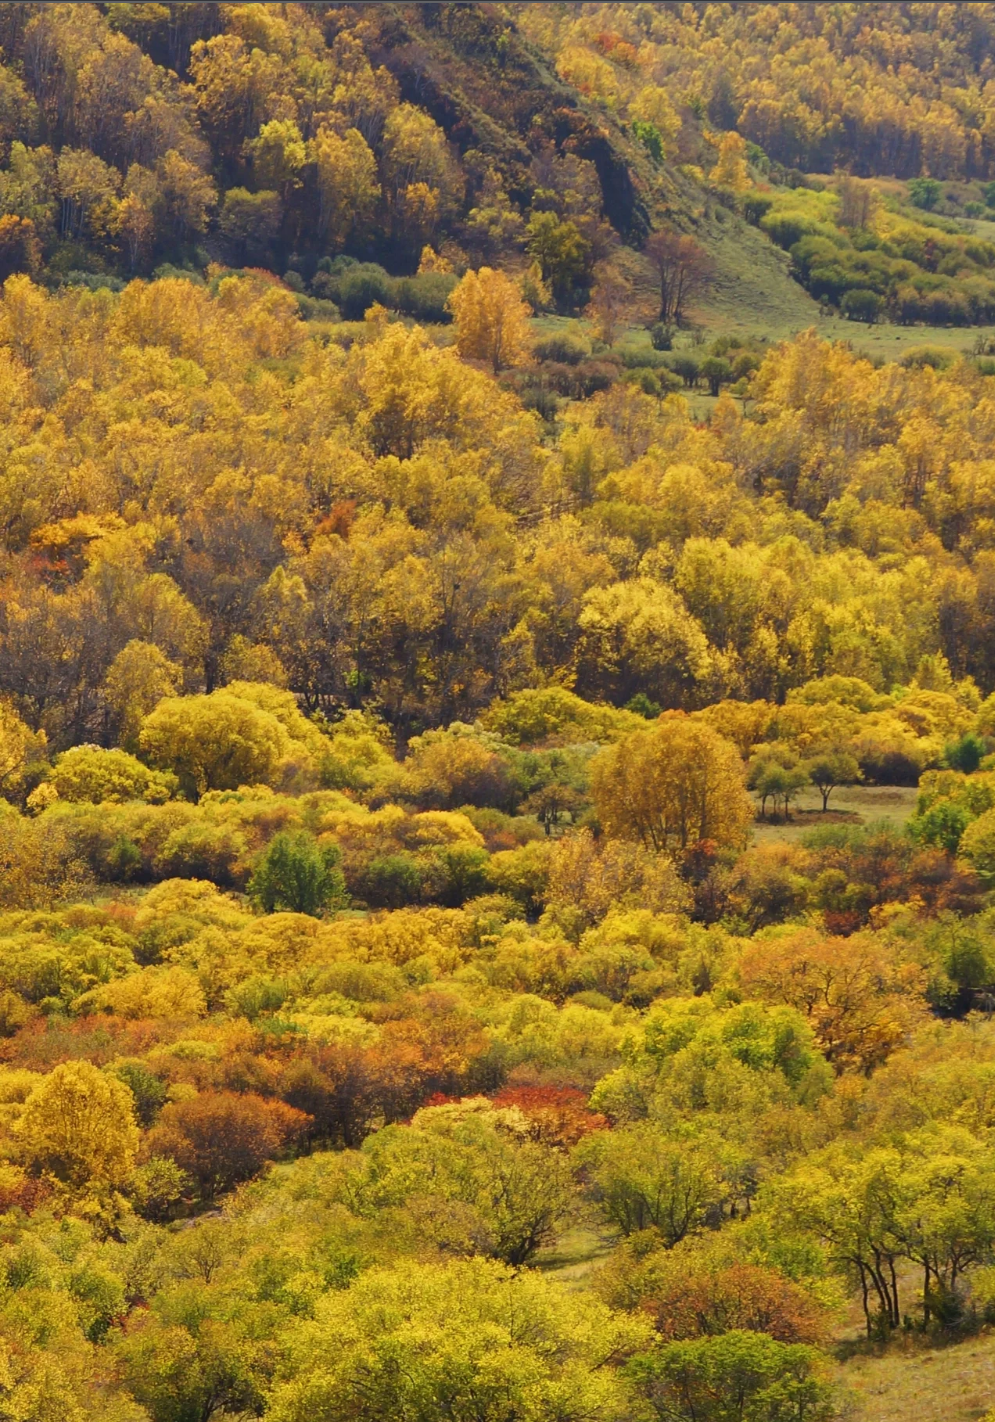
645 228 715 325
838 174 876 230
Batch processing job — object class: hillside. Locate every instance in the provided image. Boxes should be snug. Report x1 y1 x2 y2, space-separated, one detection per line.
512 2 995 181
5 9 995 1422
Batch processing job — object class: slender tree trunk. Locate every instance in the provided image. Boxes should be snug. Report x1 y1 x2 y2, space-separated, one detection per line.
858 1262 872 1337
888 1255 901 1327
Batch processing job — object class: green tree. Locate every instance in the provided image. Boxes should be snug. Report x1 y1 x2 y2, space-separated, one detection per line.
219 187 282 263
575 1125 727 1244
840 288 882 323
908 177 942 210
944 732 985 774
805 748 860 812
526 211 590 305
699 356 733 396
248 831 345 916
628 1330 835 1422
116 1306 265 1422
747 747 809 820
353 1101 574 1268
244 119 305 197
633 120 664 162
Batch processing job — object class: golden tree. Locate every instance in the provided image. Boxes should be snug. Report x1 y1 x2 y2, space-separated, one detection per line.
311 126 381 251
710 131 750 192
737 929 928 1074
0 699 46 797
629 86 682 153
103 639 182 750
138 689 299 796
591 714 753 856
19 1060 139 1192
447 266 532 373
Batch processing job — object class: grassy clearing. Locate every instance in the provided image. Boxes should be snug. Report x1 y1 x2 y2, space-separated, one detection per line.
751 784 919 848
694 214 995 359
837 1334 995 1422
535 1224 617 1290
642 205 995 363
696 211 823 337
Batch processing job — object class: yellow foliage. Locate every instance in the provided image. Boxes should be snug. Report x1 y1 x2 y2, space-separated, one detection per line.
447 267 532 374
18 1060 139 1192
139 685 317 796
710 131 751 191
592 716 754 856
80 966 207 1020
0 700 46 796
629 85 681 150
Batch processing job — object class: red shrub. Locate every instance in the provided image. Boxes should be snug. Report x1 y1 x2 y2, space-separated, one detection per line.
144 1091 310 1197
492 1085 607 1148
646 1262 828 1345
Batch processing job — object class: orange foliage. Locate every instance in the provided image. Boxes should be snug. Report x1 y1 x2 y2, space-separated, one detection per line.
144 1090 310 1196
492 1086 608 1148
645 1262 828 1345
737 929 929 1074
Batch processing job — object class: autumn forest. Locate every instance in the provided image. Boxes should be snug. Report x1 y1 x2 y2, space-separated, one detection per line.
4 5 995 1422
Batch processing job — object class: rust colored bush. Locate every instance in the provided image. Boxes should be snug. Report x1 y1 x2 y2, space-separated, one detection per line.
492 1085 608 1148
144 1090 310 1197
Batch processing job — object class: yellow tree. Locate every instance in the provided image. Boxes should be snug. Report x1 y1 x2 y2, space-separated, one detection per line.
417 245 453 274
577 578 714 708
710 131 750 192
0 699 46 797
630 86 682 155
447 266 532 373
310 126 380 251
155 149 217 243
18 1060 139 1193
103 639 182 750
245 119 306 199
591 714 753 856
112 191 155 272
138 689 301 796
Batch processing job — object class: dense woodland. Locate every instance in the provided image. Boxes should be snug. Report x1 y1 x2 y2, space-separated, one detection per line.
4 5 995 1422
520 2 995 180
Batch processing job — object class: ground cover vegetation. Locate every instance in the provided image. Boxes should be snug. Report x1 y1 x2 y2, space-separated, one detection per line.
3 5 995 1422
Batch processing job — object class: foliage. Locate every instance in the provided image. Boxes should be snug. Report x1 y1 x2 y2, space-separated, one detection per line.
592 717 754 857
19 1059 139 1195
628 1329 835 1422
145 1091 309 1199
268 1257 652 1422
3 13 995 1420
50 746 178 805
248 831 345 916
447 267 532 373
